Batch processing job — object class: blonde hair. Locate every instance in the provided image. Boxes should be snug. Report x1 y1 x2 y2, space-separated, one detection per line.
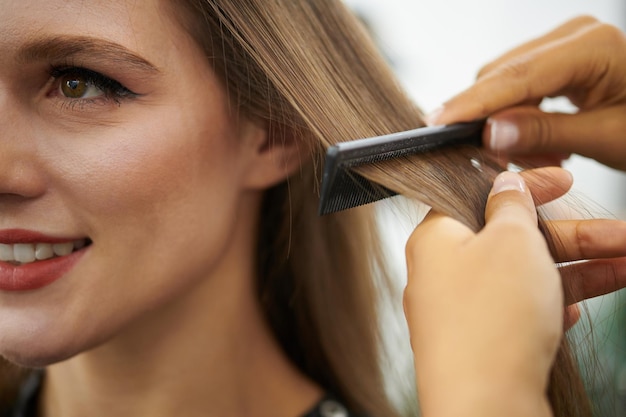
0 1 593 416
172 1 593 416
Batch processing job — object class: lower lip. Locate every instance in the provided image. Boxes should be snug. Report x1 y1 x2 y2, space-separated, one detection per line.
0 248 88 291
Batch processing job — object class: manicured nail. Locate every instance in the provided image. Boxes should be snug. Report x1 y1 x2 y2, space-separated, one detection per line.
425 106 444 126
489 119 519 151
492 171 526 195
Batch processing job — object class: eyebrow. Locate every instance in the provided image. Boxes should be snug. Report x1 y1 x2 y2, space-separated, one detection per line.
17 35 160 75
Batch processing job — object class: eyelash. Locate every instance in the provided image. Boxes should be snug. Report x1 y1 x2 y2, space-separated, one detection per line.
49 66 137 107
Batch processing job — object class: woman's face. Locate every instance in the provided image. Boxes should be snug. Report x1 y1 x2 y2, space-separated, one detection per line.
0 0 280 365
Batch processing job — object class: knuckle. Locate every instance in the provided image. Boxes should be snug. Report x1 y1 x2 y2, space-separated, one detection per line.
497 57 531 80
568 15 599 28
528 114 554 150
405 230 421 258
490 200 537 231
492 57 534 103
405 217 441 257
588 21 626 45
574 221 593 259
501 221 528 235
491 220 537 244
477 61 495 79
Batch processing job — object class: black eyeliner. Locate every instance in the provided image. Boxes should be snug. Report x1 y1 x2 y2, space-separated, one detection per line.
49 66 138 100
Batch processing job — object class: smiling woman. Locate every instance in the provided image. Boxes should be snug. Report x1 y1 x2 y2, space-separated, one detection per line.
1 1 318 414
0 1 624 417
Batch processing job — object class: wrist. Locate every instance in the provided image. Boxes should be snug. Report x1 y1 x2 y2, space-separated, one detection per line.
417 377 553 417
416 361 553 417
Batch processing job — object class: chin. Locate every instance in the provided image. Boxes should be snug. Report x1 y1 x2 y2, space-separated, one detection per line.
2 347 73 369
0 316 115 369
1 334 115 368
0 334 94 369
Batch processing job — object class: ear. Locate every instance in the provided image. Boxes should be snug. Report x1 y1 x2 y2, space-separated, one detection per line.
239 117 307 190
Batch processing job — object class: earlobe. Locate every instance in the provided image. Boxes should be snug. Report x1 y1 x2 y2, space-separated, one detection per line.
240 119 306 190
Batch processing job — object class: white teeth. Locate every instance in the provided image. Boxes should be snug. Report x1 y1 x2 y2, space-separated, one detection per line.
52 242 73 256
0 239 88 265
0 243 14 262
14 244 36 263
35 243 54 261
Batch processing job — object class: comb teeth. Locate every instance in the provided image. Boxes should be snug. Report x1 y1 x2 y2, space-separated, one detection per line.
319 170 396 215
318 120 485 215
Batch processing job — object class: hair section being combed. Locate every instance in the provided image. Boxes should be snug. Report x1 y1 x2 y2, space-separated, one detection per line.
172 1 593 416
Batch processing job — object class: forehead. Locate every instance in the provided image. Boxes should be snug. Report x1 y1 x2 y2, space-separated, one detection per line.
0 0 189 67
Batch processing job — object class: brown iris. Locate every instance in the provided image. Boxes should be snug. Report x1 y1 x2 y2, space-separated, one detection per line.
60 76 89 98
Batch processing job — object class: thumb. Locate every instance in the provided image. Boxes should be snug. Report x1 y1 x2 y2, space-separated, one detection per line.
486 106 626 170
485 171 538 228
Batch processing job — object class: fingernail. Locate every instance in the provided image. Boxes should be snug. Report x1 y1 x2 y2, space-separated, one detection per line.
489 119 519 151
425 106 444 126
492 171 526 195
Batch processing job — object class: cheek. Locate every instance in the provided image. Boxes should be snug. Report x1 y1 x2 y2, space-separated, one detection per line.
29 105 249 353
81 107 244 270
55 104 244 239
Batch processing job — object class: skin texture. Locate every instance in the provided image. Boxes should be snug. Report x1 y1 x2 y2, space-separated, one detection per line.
427 16 626 171
406 171 562 417
408 16 626 416
406 166 625 417
0 1 319 416
424 15 626 326
405 163 626 417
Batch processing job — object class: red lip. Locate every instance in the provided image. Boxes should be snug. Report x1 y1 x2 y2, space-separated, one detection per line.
0 229 90 291
0 229 81 244
0 249 88 291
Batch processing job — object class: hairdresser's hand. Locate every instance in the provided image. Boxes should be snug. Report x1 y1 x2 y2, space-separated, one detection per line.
405 170 560 417
427 16 626 171
521 168 626 328
547 215 626 328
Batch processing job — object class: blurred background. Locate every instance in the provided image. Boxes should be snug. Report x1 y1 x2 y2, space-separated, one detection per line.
341 1 626 415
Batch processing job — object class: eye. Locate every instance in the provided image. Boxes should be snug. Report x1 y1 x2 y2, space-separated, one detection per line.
59 74 104 99
49 66 136 102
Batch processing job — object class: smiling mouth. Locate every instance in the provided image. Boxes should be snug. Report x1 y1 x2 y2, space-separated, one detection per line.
0 239 92 266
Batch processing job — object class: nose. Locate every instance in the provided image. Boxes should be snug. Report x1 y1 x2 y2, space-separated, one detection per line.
0 88 47 200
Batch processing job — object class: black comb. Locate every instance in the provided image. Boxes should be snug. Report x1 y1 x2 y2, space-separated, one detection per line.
318 120 485 215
